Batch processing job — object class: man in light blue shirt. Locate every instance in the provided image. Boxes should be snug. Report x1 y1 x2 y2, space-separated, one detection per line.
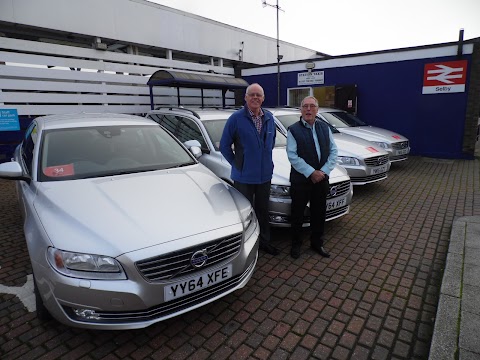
286 96 338 259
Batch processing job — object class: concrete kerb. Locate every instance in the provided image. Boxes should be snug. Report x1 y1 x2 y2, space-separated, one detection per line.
429 216 480 360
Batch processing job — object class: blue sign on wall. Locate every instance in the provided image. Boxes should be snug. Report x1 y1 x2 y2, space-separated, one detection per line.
0 109 20 131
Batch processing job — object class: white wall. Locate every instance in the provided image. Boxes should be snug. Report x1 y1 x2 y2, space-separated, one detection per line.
0 0 319 65
0 37 238 116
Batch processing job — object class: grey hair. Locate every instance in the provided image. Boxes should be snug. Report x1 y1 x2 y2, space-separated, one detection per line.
301 96 319 107
245 83 265 96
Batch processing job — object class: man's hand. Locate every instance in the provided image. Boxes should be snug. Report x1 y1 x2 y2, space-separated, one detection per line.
310 170 326 184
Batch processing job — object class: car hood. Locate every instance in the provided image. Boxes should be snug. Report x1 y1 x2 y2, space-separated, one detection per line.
338 126 408 143
333 133 389 158
271 147 349 186
33 165 248 256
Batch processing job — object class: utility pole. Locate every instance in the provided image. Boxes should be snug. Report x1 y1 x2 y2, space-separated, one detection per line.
262 0 283 106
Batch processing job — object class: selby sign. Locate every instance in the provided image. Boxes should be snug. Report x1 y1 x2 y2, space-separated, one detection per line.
422 60 468 94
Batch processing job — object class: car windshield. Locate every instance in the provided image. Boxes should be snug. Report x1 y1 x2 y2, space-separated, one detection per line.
320 112 367 128
275 114 340 134
39 125 195 181
203 119 287 150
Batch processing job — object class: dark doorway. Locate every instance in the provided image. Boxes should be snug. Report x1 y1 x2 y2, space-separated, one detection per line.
335 84 357 114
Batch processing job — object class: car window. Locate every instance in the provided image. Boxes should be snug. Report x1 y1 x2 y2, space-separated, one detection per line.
175 117 208 149
275 114 339 134
38 125 195 181
275 114 299 130
321 112 366 127
21 122 38 175
203 119 228 150
275 129 287 147
147 114 208 150
203 119 287 150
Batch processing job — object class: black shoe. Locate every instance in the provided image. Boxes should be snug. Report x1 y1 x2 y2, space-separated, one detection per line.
259 243 280 255
290 246 301 259
311 245 330 258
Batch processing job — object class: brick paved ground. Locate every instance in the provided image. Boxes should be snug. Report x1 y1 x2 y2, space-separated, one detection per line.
1 156 479 360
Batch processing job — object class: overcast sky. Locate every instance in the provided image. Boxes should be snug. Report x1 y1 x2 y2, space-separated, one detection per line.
147 0 480 56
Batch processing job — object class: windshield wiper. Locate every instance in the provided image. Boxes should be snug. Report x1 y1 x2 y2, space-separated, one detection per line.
165 161 196 169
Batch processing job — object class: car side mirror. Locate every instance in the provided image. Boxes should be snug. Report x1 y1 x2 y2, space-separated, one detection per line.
0 161 31 183
184 140 203 159
189 146 202 159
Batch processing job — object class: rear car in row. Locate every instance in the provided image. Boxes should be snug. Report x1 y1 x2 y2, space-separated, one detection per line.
316 108 410 162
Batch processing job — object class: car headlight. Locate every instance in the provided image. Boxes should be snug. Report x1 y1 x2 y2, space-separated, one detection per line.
47 247 127 280
243 209 258 241
371 141 389 149
270 184 291 197
337 156 360 166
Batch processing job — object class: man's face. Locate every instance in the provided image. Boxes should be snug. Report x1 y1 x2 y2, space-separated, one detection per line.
245 85 265 112
301 99 318 124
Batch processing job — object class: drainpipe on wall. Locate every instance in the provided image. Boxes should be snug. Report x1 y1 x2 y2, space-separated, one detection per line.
457 28 464 58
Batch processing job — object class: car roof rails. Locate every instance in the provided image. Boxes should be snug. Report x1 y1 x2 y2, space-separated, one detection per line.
196 106 241 110
154 106 200 119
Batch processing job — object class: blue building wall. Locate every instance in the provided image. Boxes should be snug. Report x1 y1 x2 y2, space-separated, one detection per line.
244 54 473 159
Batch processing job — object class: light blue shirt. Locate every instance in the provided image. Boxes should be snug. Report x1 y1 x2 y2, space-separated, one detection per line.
286 118 338 178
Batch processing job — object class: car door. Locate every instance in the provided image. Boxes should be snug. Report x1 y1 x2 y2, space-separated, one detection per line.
17 121 39 220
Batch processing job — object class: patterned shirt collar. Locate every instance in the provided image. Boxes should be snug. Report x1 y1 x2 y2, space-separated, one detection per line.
247 106 264 119
247 106 264 133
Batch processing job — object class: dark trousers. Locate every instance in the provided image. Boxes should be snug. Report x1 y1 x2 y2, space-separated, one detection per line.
234 181 271 245
290 178 329 247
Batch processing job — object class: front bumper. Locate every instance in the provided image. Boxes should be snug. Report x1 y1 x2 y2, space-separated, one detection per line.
34 225 259 330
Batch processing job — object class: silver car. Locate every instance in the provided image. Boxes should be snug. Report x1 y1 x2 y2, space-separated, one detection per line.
269 108 391 185
146 107 353 227
0 113 259 330
316 108 410 162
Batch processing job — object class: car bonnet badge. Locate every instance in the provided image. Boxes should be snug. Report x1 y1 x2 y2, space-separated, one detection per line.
191 249 208 268
329 186 338 197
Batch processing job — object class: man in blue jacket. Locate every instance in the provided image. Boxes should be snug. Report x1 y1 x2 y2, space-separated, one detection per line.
287 96 338 259
220 83 279 255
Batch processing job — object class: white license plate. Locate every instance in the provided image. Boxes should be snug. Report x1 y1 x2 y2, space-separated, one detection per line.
371 165 387 175
164 264 232 302
396 148 408 155
326 196 347 210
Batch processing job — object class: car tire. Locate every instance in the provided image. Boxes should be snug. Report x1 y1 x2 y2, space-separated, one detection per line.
34 276 51 321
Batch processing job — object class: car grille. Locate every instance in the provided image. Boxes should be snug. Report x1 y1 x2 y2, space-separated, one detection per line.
63 259 256 324
392 141 409 150
326 180 351 199
364 155 389 167
326 205 349 220
351 172 388 183
136 232 243 282
390 154 408 162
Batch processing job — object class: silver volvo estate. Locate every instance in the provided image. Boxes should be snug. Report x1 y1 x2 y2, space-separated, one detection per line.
0 113 259 330
269 108 391 185
316 108 410 162
146 107 353 227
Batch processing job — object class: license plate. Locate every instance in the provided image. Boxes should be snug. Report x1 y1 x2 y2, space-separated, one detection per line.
164 264 232 302
371 165 387 175
396 148 409 155
326 196 346 210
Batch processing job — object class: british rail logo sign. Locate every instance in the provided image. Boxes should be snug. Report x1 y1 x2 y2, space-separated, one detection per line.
422 60 468 94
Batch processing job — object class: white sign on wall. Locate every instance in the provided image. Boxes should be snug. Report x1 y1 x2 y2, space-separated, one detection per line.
298 71 324 86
